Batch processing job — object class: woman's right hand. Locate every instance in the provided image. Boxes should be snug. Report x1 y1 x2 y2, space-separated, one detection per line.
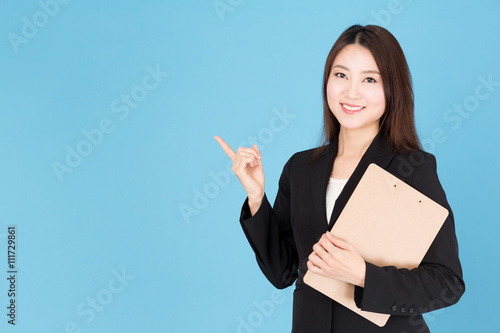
214 136 265 212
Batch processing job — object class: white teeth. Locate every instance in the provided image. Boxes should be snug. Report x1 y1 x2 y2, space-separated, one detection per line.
342 103 364 111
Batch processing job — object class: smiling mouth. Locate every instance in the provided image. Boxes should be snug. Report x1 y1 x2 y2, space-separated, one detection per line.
341 103 365 114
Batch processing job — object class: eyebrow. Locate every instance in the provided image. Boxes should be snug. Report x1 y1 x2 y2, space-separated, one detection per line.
332 64 380 75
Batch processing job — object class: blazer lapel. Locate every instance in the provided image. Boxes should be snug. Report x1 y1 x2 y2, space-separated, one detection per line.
310 136 338 233
309 131 397 232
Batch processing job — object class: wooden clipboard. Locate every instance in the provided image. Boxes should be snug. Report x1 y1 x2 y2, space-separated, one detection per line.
303 163 449 327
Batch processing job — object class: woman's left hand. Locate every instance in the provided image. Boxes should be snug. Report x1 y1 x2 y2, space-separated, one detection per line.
307 232 366 287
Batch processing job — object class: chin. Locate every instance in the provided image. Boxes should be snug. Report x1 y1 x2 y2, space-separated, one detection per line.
332 111 383 132
339 123 368 131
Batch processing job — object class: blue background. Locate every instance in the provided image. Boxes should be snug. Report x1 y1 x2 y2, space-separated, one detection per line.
1 0 499 332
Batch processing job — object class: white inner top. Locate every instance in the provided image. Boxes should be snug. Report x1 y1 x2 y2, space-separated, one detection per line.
326 177 349 224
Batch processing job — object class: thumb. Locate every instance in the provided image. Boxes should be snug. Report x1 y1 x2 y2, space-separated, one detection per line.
252 144 262 157
327 232 351 250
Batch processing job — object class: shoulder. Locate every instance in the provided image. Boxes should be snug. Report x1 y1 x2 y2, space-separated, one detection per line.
391 150 448 204
281 144 329 172
392 149 437 180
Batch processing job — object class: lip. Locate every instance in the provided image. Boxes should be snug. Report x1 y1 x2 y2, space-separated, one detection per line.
340 102 365 114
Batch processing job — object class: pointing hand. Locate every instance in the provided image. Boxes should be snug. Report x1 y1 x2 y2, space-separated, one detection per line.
214 136 265 210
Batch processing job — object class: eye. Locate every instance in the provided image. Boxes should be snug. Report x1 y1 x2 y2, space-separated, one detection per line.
334 72 346 79
364 77 377 83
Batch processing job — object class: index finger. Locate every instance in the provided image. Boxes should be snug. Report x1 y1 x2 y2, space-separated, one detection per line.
213 135 236 161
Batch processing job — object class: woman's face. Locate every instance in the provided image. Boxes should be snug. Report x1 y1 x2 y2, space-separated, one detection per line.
326 44 385 133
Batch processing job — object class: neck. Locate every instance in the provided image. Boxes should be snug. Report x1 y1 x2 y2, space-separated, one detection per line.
337 126 379 158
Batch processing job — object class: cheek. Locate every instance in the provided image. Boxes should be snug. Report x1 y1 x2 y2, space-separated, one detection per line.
366 86 386 109
326 80 343 102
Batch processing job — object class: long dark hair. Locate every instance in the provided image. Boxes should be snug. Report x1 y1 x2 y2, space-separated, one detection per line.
312 24 421 161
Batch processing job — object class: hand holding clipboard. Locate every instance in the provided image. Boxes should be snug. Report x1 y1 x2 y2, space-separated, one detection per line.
304 163 449 327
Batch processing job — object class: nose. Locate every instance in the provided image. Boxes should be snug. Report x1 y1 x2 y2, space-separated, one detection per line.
346 79 361 100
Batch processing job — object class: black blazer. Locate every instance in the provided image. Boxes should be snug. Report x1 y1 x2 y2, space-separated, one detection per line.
239 131 465 333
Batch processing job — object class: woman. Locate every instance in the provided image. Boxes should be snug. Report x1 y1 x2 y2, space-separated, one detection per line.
214 24 465 332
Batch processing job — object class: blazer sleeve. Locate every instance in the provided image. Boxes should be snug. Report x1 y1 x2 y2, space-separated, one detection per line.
353 153 465 315
239 154 299 289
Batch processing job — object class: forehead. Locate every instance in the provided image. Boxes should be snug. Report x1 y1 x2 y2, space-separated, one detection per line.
332 44 379 72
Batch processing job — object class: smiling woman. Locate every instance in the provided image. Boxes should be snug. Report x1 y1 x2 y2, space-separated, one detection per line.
315 24 420 162
327 44 386 134
215 24 465 333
